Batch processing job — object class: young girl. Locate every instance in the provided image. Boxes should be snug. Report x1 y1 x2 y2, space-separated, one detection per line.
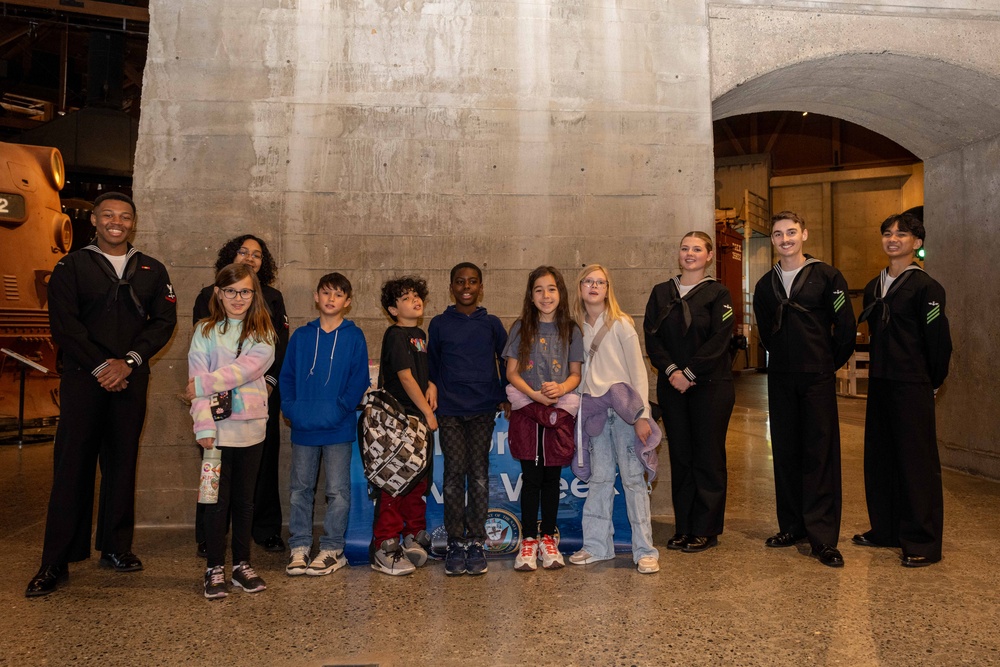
187 263 276 599
569 265 660 574
644 232 735 554
502 266 583 571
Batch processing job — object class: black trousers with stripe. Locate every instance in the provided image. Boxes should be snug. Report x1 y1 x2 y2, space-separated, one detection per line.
766 371 842 548
42 368 149 565
863 378 943 560
658 376 734 537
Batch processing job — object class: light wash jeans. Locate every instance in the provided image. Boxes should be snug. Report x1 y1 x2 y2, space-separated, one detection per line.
288 442 352 551
581 412 658 562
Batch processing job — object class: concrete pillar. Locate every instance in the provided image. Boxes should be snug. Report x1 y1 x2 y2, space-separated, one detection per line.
131 0 715 524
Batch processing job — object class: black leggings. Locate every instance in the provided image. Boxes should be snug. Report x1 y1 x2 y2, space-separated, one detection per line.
519 432 563 538
205 442 264 568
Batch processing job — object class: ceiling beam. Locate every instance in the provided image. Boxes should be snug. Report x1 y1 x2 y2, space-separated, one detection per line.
2 1 149 23
719 119 746 156
764 111 789 153
0 25 31 48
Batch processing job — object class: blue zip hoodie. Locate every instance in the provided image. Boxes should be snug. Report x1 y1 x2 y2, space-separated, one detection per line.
279 318 370 446
428 305 508 416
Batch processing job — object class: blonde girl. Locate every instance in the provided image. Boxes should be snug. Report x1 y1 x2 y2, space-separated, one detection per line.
570 264 660 574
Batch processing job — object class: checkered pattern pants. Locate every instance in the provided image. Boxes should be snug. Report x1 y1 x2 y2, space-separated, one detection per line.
439 413 496 541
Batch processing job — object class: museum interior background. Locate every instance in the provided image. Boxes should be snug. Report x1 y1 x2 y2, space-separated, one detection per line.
1 0 998 526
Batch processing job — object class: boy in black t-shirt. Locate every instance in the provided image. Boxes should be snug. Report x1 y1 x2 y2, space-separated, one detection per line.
370 276 438 576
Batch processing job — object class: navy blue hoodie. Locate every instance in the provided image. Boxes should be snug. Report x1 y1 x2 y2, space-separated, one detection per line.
428 305 508 416
279 318 370 445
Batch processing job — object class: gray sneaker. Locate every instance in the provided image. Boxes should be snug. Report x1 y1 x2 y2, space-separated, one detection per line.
286 547 310 576
306 549 347 576
402 530 431 567
371 538 415 576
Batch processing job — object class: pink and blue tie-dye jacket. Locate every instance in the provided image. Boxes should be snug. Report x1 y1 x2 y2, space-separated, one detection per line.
188 319 275 441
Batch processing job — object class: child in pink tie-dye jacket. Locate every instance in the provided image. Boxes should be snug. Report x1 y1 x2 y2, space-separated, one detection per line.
186 263 275 599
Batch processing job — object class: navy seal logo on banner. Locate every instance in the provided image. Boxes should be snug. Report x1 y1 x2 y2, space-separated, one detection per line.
484 509 521 556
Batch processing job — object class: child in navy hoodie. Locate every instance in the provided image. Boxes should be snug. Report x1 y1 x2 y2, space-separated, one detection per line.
428 263 508 576
280 273 369 577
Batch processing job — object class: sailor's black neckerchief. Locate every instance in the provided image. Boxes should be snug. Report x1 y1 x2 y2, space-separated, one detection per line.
770 257 822 334
83 244 147 318
645 276 715 337
858 263 923 330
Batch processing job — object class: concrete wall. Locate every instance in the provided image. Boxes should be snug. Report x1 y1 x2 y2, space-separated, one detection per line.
926 135 1000 478
126 0 1000 527
132 0 716 523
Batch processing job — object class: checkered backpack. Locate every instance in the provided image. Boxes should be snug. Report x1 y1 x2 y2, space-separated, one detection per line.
357 388 430 497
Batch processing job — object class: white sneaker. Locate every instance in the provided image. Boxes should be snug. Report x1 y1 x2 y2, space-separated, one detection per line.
286 547 311 576
569 549 610 565
307 549 347 576
637 556 660 574
539 534 565 569
402 531 431 567
371 538 416 576
514 537 539 571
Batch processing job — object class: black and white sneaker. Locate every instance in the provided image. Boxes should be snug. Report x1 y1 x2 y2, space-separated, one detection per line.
306 549 347 576
286 547 310 576
204 566 227 599
231 561 266 593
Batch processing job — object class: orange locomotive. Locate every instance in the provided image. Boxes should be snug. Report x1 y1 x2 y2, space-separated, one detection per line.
0 141 71 421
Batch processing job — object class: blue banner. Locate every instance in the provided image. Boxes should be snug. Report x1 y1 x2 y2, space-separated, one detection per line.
345 415 638 565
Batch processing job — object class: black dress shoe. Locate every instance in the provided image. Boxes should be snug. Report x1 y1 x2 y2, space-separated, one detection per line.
811 545 845 568
851 533 881 548
259 535 285 553
765 532 806 548
901 554 938 568
682 536 718 553
666 533 690 550
25 564 68 598
99 551 144 572
197 541 207 558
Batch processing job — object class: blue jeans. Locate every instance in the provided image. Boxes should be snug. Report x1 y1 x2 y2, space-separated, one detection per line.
581 412 658 563
288 443 352 551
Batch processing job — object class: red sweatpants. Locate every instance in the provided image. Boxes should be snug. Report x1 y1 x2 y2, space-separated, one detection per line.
372 476 429 545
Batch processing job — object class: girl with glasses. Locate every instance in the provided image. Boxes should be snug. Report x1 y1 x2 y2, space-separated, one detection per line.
192 235 289 558
569 264 660 574
187 263 276 598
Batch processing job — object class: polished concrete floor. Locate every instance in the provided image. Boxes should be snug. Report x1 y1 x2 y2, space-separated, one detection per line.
2 374 999 667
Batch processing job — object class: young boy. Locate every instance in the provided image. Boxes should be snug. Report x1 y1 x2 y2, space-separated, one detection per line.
753 211 856 568
371 276 438 576
428 263 509 576
853 213 951 567
279 273 370 577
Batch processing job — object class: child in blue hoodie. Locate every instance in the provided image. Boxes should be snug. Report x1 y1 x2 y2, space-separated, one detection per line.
428 263 508 576
279 273 370 577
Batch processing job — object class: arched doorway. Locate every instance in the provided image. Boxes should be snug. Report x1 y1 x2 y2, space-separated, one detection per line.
711 53 1000 478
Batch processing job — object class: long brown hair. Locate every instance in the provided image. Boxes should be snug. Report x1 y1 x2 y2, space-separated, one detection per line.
515 266 575 368
197 263 276 349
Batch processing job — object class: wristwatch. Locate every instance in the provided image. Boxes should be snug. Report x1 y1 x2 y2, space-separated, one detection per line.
124 357 137 369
